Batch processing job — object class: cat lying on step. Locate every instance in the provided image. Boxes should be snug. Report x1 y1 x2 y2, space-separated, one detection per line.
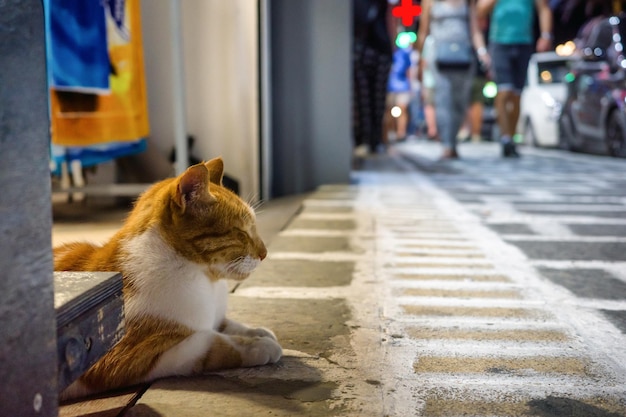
55 158 282 400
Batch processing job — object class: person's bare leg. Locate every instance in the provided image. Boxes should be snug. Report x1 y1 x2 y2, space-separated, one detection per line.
495 90 513 136
469 101 484 142
509 93 521 137
396 103 408 139
497 90 520 157
383 104 392 144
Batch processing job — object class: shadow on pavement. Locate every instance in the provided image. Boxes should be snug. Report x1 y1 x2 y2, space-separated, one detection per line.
527 396 625 417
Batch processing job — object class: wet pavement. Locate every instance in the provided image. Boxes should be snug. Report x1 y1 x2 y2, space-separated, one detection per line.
59 140 626 416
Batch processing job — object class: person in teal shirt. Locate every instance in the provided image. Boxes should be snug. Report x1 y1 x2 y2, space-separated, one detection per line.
477 0 552 157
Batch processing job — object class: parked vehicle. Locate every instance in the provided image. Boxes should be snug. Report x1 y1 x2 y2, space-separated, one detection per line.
559 15 626 157
519 52 573 147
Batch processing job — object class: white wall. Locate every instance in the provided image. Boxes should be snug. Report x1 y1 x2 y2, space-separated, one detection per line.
141 0 260 200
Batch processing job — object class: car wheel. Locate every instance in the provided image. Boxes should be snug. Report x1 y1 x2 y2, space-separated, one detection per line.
606 111 626 157
524 118 538 147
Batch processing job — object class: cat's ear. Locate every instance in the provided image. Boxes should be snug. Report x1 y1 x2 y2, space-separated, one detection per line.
205 157 224 186
174 164 215 211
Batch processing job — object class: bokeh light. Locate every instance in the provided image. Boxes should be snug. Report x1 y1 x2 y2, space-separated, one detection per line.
483 81 498 99
540 70 553 83
395 31 417 48
555 41 576 56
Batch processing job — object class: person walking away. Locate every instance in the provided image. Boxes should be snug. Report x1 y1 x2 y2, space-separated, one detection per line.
477 0 552 157
417 0 490 160
353 0 394 156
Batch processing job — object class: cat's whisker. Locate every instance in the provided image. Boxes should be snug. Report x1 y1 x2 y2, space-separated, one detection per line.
251 199 265 211
244 191 258 206
247 192 267 214
225 257 246 273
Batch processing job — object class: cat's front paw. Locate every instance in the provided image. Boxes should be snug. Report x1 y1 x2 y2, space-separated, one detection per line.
247 326 278 341
241 336 283 367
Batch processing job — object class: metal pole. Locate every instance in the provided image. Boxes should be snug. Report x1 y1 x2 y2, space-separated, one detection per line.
170 0 188 175
260 0 272 199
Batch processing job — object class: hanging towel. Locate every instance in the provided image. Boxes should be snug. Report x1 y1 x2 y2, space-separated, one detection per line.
46 0 110 94
45 0 149 147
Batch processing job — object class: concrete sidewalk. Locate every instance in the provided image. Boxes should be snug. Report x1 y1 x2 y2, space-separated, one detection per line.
59 148 626 416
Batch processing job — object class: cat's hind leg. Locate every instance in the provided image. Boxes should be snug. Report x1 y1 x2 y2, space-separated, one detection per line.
149 329 282 378
219 317 279 341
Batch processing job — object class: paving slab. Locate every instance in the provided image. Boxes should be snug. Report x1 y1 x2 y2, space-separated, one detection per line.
242 259 354 287
128 355 343 417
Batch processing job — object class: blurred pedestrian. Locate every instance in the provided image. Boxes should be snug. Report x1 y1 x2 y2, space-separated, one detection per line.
477 0 553 157
384 40 413 143
417 0 490 160
352 0 394 156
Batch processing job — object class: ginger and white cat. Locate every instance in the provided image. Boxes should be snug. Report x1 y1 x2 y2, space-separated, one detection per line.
55 158 282 399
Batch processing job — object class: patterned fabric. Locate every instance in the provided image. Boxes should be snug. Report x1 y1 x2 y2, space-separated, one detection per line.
353 44 392 150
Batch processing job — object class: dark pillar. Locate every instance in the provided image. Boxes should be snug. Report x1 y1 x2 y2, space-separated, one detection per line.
0 1 58 416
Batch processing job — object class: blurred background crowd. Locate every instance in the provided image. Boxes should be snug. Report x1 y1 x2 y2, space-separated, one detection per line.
353 0 626 160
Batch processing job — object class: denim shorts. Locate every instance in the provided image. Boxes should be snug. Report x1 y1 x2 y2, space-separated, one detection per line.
490 43 533 93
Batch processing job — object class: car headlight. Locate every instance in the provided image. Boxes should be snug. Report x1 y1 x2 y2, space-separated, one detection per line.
540 92 561 120
541 92 557 108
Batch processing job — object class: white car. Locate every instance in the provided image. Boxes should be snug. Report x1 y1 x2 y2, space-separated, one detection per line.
519 52 573 147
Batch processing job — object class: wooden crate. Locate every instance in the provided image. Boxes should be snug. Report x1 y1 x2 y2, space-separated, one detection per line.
55 272 124 392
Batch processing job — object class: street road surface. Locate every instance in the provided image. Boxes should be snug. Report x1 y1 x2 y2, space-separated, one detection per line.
384 140 626 416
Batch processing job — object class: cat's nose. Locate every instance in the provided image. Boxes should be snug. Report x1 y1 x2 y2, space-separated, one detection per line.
259 246 267 261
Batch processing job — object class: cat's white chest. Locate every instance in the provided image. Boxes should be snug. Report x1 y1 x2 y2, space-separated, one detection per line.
122 228 228 330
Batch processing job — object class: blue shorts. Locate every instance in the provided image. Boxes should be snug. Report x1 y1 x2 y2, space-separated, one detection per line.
490 43 533 94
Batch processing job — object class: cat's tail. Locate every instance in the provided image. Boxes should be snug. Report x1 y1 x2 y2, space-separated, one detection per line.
53 242 99 270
